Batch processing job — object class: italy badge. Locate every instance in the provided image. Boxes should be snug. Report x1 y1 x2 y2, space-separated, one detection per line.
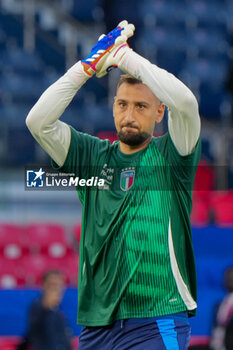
120 170 135 191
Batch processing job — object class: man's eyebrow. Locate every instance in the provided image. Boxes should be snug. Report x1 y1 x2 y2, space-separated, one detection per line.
116 98 150 105
135 101 150 106
116 98 127 102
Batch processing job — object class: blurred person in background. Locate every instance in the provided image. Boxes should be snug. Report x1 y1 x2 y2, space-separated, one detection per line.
27 269 72 350
210 267 233 350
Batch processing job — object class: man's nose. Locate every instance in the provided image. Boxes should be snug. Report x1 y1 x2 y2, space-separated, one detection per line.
124 106 135 122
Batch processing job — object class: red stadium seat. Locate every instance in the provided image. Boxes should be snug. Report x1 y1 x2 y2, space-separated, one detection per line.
211 191 233 226
193 160 215 191
21 254 49 286
0 259 25 288
71 337 79 350
21 253 79 286
0 337 23 350
96 131 118 143
40 254 79 286
191 160 214 225
191 192 210 226
25 223 70 257
0 224 26 259
61 253 79 286
73 223 82 244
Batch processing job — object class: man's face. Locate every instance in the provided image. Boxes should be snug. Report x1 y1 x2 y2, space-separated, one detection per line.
113 83 165 146
43 273 64 307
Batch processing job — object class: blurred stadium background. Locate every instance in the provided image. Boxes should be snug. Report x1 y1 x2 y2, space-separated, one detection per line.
0 0 233 349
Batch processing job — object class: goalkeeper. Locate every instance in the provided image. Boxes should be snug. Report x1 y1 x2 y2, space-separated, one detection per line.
26 21 201 350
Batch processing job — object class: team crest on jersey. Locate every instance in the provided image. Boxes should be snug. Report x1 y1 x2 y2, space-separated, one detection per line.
120 169 135 191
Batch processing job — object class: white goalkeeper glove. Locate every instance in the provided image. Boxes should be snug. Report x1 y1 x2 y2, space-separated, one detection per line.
81 20 135 78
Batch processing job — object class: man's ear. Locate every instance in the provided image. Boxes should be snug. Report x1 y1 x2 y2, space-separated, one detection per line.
155 103 165 124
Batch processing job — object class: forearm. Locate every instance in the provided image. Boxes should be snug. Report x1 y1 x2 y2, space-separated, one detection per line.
26 61 89 166
119 51 201 155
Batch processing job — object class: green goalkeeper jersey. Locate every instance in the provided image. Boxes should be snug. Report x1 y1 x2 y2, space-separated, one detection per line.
53 126 201 326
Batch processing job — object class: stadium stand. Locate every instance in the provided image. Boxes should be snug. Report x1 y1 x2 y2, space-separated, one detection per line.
25 223 70 256
0 259 25 288
0 224 27 259
21 253 78 286
73 222 82 245
211 191 233 226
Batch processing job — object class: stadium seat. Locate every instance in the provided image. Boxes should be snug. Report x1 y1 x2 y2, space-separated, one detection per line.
5 126 37 166
155 48 187 76
211 192 233 226
83 78 108 105
71 0 100 21
191 193 210 227
59 253 79 286
21 254 49 286
0 48 44 75
96 131 118 143
0 28 7 51
138 27 186 54
0 73 48 104
62 106 87 132
187 28 228 56
25 223 71 257
182 58 227 87
0 337 22 350
0 105 33 127
73 223 82 244
186 0 227 27
0 224 26 260
140 0 185 27
193 160 215 192
201 138 215 163
199 84 231 120
0 259 25 288
21 253 79 286
191 161 215 226
0 13 23 46
82 105 115 133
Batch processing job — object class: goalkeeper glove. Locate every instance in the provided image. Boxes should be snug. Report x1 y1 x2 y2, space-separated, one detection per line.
81 20 135 77
96 41 131 78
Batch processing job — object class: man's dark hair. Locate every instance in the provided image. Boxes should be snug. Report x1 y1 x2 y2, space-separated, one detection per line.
117 74 142 91
42 269 63 284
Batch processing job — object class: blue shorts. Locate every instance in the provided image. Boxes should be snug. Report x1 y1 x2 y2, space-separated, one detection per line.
78 312 191 350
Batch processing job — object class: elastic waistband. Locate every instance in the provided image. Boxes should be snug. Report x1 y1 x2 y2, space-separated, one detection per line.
116 312 189 327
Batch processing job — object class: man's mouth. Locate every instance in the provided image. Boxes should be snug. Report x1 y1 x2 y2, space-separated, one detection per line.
122 125 138 131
